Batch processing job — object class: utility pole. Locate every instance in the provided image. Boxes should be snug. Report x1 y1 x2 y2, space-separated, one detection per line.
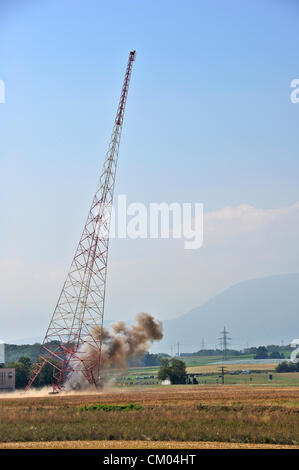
218 366 227 385
219 326 231 361
177 342 180 357
201 338 205 351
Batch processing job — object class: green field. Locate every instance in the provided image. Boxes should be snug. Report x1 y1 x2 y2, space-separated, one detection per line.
181 354 255 366
109 354 299 388
187 372 299 387
124 354 253 377
118 371 299 387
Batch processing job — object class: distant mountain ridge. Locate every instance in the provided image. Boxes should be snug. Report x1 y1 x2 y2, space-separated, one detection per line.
5 273 299 356
153 273 299 353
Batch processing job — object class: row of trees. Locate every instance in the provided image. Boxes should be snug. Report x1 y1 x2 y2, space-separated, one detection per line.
128 352 169 367
182 345 290 359
4 343 41 363
181 349 232 357
254 346 284 359
4 355 188 389
4 357 54 389
4 340 63 364
276 361 299 373
246 344 293 354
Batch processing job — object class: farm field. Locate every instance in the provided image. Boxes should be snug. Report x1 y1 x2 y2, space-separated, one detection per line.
0 384 298 448
186 373 299 387
115 362 299 387
126 355 259 375
0 440 297 449
187 362 278 373
121 355 258 378
113 359 276 377
188 371 299 386
123 356 285 377
182 354 256 367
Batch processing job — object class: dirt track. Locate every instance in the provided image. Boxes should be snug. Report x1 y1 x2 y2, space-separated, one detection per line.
0 440 298 449
3 384 299 407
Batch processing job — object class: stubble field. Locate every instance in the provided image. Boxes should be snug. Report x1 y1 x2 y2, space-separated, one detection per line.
0 385 298 449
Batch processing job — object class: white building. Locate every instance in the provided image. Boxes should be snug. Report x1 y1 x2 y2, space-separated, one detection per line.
0 341 4 365
290 339 299 364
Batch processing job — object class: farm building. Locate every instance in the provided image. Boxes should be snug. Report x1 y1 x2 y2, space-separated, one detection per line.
0 368 15 392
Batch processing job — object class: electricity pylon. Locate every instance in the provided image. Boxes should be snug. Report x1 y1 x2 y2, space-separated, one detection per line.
219 326 231 361
26 51 136 391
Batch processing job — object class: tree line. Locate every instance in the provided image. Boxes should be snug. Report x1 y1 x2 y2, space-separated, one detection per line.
276 361 299 373
182 344 290 359
1 356 55 389
2 352 170 389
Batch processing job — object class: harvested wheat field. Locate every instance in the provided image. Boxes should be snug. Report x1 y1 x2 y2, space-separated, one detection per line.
187 362 277 374
0 385 298 448
0 440 297 449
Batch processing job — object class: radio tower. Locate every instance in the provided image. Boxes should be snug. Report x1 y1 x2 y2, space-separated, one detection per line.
26 50 136 391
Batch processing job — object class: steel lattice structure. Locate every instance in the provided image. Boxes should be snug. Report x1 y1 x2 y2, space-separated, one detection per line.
26 50 136 391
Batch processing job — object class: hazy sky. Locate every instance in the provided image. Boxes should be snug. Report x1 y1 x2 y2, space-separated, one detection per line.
0 0 299 342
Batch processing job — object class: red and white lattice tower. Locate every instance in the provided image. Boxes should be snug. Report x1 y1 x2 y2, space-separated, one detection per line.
26 51 136 391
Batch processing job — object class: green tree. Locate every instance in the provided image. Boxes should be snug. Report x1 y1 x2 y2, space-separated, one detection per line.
276 361 299 373
254 346 268 359
34 361 55 387
158 358 171 381
269 350 283 359
158 358 187 384
7 356 32 389
18 356 32 370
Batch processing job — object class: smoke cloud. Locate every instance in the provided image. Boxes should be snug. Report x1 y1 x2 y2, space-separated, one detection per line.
65 312 163 390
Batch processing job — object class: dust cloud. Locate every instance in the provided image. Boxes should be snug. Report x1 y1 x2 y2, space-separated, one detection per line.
65 312 163 390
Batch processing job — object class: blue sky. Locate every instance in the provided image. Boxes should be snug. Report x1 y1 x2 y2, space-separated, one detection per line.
0 0 299 345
